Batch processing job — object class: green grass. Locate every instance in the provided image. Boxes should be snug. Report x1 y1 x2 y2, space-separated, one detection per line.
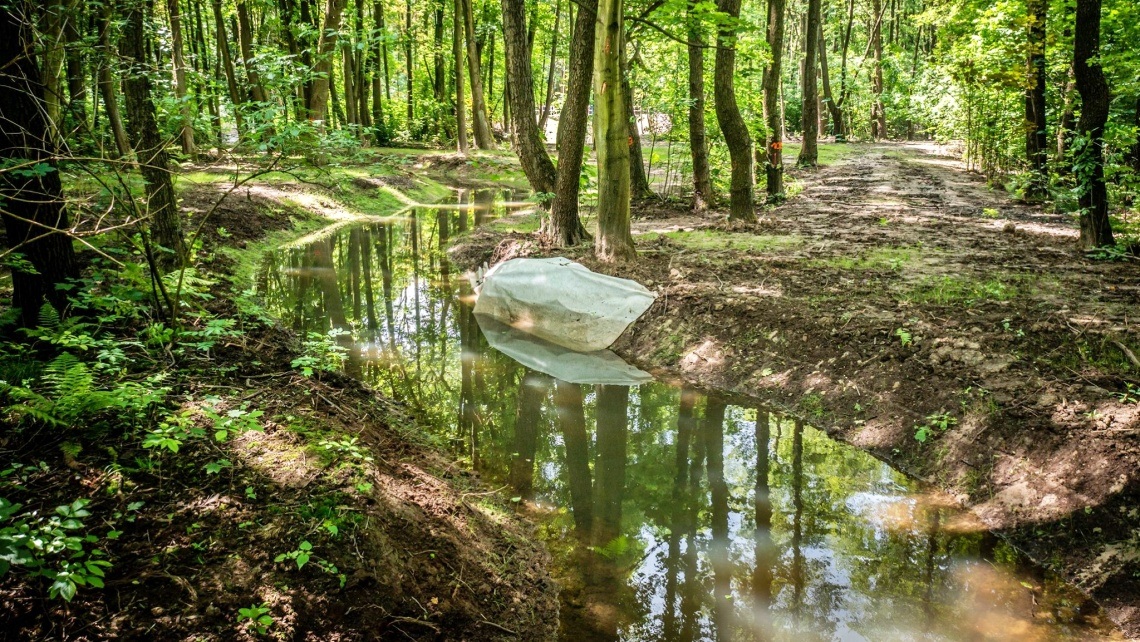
486 212 542 234
901 274 1025 306
638 229 802 253
810 245 929 271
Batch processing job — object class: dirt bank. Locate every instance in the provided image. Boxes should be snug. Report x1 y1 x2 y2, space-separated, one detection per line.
450 142 1140 635
1 171 557 640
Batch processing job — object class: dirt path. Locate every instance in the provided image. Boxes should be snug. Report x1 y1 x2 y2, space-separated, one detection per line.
456 141 1140 634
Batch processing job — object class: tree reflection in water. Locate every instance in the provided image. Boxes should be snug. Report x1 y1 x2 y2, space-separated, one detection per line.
255 193 1116 642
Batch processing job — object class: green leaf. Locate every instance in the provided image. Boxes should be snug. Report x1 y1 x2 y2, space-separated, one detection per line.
295 552 309 569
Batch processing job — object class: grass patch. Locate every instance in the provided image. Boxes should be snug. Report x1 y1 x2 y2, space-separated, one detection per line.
486 211 541 234
810 245 929 271
639 229 802 253
901 274 1024 306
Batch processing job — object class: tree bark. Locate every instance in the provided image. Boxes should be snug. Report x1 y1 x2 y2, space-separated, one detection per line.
62 0 87 128
211 0 244 133
168 0 197 157
593 0 636 261
463 0 493 148
41 0 65 142
593 385 629 544
556 381 593 538
405 0 414 125
97 0 132 158
763 0 786 200
545 0 595 246
501 0 557 193
538 0 561 132
121 0 189 271
1056 67 1075 163
687 1 712 211
236 1 268 104
818 21 843 140
1025 0 1047 198
453 0 468 151
622 40 653 199
870 0 886 139
0 3 78 326
714 0 754 220
1073 0 1113 249
309 0 348 124
797 0 821 165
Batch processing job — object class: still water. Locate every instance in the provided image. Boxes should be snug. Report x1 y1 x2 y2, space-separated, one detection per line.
254 189 1119 641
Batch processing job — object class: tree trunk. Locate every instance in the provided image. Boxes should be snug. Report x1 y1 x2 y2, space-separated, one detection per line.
373 0 386 130
545 0 595 246
501 0 557 193
41 0 65 142
538 0 561 132
687 1 712 211
433 2 445 112
763 0 786 200
593 0 636 261
1131 97 1140 174
212 0 244 133
356 0 370 129
870 0 886 139
593 385 629 544
463 0 493 148
1025 0 1047 198
818 22 843 140
622 41 653 199
343 41 358 124
97 0 131 158
453 0 468 151
309 0 348 124
797 0 821 165
712 0 754 220
556 381 593 538
62 0 87 128
405 0 414 125
0 3 77 326
236 1 268 105
1056 67 1076 163
121 0 189 271
168 0 197 157
1073 0 1113 249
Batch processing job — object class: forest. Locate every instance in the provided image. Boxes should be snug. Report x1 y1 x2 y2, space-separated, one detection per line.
0 0 1139 638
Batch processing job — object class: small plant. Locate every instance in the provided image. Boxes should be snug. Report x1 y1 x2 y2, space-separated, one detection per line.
237 603 274 636
201 399 264 442
895 327 912 346
292 329 349 377
316 435 374 464
0 497 112 601
1000 318 1025 338
982 207 1001 218
914 411 958 443
275 540 313 568
1117 383 1140 405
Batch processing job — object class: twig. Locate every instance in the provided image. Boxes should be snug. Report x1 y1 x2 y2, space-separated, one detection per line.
479 620 520 636
1112 340 1140 369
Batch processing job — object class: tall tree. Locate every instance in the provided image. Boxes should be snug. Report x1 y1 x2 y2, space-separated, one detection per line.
211 0 244 133
593 0 636 261
1073 0 1113 248
798 0 822 165
870 0 886 139
545 0 595 246
762 0 787 201
622 40 653 199
0 2 77 326
454 0 469 152
309 0 349 124
687 1 713 211
538 0 561 132
120 0 189 271
714 0 754 220
1025 0 1047 198
463 0 494 148
168 0 197 157
501 0 557 193
236 1 269 105
97 0 131 158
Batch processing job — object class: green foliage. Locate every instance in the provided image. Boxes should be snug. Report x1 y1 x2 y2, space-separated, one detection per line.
914 411 958 443
237 603 275 636
0 497 111 601
316 435 374 465
292 329 349 377
895 328 913 346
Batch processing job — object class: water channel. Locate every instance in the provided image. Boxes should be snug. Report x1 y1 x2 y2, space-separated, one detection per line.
253 189 1120 641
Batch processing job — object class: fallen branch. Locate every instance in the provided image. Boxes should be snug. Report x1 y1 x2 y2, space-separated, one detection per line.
1112 340 1140 369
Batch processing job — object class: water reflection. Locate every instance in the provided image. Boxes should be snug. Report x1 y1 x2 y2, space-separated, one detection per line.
255 189 1118 641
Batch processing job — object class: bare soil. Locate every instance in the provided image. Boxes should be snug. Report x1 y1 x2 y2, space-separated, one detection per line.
452 142 1140 636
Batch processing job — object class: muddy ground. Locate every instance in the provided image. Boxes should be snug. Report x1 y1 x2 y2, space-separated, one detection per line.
452 142 1140 636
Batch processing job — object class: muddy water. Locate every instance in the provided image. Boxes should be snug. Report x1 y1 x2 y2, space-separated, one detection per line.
255 191 1120 641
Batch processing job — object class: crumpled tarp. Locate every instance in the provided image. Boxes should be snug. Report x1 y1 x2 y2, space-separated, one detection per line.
475 314 653 385
473 257 657 352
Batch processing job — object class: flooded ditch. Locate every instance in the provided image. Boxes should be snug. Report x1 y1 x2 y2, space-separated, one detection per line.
252 189 1121 640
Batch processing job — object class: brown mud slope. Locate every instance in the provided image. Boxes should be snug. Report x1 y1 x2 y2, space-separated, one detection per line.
452 142 1140 634
2 182 556 641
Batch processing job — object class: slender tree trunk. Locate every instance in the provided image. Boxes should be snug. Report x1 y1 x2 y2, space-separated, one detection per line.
687 2 712 211
405 0 414 125
763 0 786 200
41 0 65 142
593 0 636 261
97 1 131 158
236 1 268 104
212 0 244 133
798 0 821 165
309 0 348 124
121 0 189 271
819 22 843 140
454 0 468 151
870 0 886 139
62 0 87 128
714 0 754 219
356 0 370 129
0 3 78 326
593 385 628 544
501 0 557 192
1131 97 1140 174
1073 0 1113 249
168 0 197 157
343 40 358 124
1056 67 1076 163
433 2 445 114
622 41 653 199
372 1 386 130
1025 0 1047 198
556 381 593 538
538 0 561 131
545 0 595 246
463 0 493 148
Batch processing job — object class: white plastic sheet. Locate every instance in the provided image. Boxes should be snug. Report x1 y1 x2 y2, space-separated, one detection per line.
473 257 657 352
475 314 653 385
